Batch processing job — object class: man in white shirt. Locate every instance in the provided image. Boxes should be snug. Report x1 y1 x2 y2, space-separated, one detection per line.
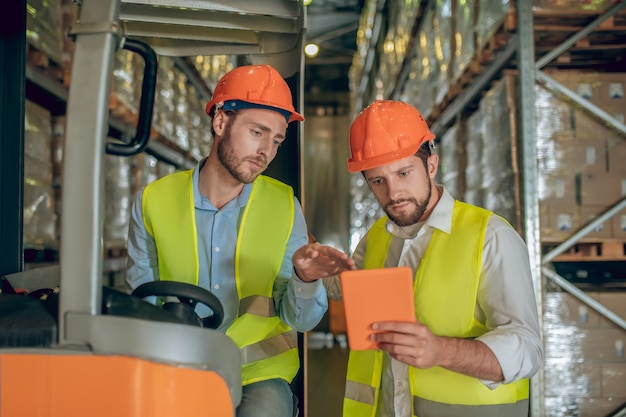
293 100 543 417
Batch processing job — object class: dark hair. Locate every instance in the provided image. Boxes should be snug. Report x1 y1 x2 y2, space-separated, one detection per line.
210 109 238 137
415 141 432 168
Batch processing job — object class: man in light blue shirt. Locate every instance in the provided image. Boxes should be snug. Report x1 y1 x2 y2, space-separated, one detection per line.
125 64 354 417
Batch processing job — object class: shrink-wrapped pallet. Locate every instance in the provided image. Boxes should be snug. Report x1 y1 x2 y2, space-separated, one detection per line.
24 100 58 249
104 154 132 250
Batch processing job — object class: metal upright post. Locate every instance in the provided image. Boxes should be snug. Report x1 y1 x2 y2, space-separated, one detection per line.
516 1 544 415
58 0 120 345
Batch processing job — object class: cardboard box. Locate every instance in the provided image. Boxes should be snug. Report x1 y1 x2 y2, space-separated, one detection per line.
573 110 610 146
600 73 626 109
577 170 626 207
539 173 577 206
544 289 626 415
601 363 626 398
596 292 626 327
608 138 626 174
612 208 626 239
579 205 613 239
546 292 606 328
541 203 581 241
566 71 604 107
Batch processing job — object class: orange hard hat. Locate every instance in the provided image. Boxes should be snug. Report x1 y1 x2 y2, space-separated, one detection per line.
205 64 304 123
347 100 435 172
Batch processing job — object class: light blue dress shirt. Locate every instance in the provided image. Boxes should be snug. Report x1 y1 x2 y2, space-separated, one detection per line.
126 163 327 333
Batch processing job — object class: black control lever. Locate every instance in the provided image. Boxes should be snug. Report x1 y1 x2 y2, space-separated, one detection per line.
106 37 157 156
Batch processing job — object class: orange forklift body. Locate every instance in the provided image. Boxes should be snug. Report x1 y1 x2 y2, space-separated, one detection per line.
0 353 234 417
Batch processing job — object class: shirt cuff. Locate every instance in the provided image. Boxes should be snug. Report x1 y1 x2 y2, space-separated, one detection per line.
476 333 521 389
292 270 324 298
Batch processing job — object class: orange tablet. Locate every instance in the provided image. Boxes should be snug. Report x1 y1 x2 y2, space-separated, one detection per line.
339 266 416 350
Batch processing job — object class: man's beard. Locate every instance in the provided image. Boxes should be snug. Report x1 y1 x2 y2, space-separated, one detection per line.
383 179 431 227
217 121 266 184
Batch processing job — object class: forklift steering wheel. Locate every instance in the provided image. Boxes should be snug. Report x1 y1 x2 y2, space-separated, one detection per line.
131 281 224 329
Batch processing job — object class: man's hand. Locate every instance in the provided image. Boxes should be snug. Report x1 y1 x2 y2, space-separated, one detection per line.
293 243 356 282
370 321 443 369
370 321 504 382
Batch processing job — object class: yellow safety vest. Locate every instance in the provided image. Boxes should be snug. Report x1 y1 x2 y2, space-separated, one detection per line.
344 200 529 417
142 170 299 385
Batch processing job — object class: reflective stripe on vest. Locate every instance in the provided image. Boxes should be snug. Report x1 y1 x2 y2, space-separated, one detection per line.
142 172 299 384
344 201 529 417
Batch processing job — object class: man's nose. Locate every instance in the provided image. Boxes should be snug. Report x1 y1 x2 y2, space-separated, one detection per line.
386 179 403 200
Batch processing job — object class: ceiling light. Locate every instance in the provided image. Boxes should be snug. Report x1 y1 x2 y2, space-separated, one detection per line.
304 0 313 5
304 43 319 58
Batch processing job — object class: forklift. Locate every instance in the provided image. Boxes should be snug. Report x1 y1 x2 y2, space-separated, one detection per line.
0 1 307 415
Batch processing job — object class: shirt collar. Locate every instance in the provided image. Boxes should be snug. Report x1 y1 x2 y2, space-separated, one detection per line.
385 185 454 238
192 159 253 210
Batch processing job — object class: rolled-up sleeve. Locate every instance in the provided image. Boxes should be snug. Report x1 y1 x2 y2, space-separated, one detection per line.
477 217 544 388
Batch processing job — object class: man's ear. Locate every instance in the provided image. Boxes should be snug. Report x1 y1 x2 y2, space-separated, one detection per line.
427 153 439 179
212 110 227 136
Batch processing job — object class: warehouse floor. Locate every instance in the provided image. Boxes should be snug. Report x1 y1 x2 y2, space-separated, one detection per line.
306 338 349 417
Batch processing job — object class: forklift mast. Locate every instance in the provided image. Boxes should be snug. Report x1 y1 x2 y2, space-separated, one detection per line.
0 1 307 416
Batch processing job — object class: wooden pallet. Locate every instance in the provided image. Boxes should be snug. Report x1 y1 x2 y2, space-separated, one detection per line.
533 7 626 29
533 7 626 64
543 240 626 262
26 42 66 86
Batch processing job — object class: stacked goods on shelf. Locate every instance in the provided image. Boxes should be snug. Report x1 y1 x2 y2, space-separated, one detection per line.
60 0 78 86
438 121 461 199
173 70 191 152
104 154 132 250
131 153 159 198
348 173 382 251
475 0 511 51
432 0 452 106
439 76 519 230
374 0 421 99
479 77 518 229
348 0 380 109
544 291 626 414
187 85 207 161
351 0 511 119
463 110 484 208
26 0 64 82
47 119 172 253
536 70 626 244
111 49 141 116
109 53 229 161
534 0 619 12
397 0 510 120
191 55 234 90
451 0 475 83
24 100 58 250
400 3 436 119
153 56 176 140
